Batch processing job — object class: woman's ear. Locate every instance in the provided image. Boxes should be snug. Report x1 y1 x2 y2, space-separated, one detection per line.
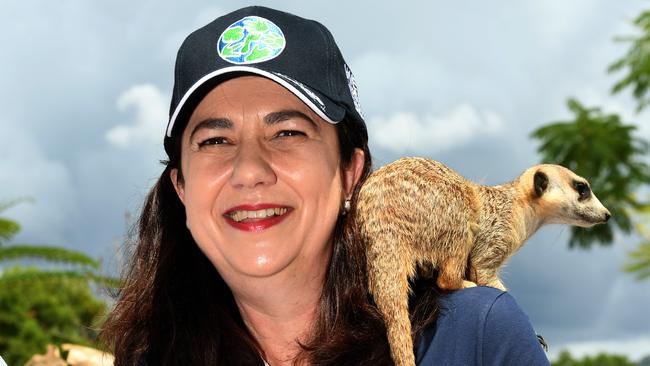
170 168 186 205
342 148 365 198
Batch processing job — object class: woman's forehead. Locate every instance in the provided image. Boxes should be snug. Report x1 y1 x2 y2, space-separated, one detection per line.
187 75 322 126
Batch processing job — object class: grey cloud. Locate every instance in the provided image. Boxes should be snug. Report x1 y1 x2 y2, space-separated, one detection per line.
0 120 76 245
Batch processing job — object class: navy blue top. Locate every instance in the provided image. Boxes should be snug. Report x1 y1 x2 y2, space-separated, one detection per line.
415 286 550 366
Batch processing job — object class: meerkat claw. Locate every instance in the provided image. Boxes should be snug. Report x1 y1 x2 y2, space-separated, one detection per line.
462 280 478 288
537 334 548 352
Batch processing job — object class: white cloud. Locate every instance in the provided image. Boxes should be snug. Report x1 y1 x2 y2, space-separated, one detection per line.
105 84 168 148
368 103 504 154
550 335 650 362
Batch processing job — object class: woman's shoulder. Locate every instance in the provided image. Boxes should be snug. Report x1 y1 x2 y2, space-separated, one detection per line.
429 286 525 342
415 286 550 366
441 284 508 312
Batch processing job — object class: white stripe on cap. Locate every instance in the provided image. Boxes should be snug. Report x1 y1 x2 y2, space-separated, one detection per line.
166 65 340 137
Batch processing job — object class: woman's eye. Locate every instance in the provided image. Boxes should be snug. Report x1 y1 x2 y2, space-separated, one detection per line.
198 137 229 147
276 130 306 138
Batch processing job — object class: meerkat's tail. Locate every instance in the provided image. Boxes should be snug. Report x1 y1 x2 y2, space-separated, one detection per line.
366 235 417 366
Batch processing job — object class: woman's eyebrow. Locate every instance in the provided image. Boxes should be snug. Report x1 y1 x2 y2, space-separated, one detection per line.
264 110 319 131
189 110 318 140
189 118 232 140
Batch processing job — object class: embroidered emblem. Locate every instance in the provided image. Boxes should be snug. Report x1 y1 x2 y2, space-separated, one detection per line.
344 63 363 118
218 16 286 64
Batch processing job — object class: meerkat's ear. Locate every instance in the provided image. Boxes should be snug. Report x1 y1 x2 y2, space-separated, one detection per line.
534 170 548 197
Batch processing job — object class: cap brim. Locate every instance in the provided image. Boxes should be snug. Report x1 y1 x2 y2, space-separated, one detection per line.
166 65 346 137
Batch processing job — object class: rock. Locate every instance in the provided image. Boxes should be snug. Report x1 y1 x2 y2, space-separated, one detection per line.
61 344 114 366
24 345 67 366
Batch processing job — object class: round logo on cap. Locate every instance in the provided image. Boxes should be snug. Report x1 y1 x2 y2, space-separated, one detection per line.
218 16 286 64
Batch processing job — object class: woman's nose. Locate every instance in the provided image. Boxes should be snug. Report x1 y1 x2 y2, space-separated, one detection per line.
229 142 277 189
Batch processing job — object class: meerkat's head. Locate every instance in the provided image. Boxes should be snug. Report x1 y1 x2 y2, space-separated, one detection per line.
521 164 611 227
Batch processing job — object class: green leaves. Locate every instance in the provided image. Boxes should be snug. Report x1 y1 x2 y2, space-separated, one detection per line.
623 224 650 280
625 241 650 279
0 198 31 244
0 268 119 288
609 10 650 112
0 267 107 366
0 217 19 244
552 350 637 366
0 200 117 364
0 245 100 268
531 98 650 248
0 200 116 284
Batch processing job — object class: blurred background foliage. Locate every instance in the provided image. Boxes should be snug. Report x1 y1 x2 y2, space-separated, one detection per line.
0 200 116 365
552 350 641 366
0 267 107 365
609 10 650 113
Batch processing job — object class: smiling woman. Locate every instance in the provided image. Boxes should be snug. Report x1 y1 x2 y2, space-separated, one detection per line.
99 5 549 366
99 6 386 365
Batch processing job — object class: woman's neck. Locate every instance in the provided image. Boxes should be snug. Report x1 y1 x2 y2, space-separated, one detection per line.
229 258 329 365
237 298 318 365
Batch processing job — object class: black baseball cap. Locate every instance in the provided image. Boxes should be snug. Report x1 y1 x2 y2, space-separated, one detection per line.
164 6 367 157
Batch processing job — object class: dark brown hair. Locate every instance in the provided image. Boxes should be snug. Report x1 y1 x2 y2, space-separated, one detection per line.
100 114 442 365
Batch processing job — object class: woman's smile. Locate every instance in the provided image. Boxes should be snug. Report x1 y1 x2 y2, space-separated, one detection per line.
223 203 293 232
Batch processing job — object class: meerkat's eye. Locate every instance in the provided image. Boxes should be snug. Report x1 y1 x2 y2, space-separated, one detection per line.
573 180 591 200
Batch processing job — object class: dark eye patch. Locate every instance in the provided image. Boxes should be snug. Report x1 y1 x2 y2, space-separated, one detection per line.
572 180 591 200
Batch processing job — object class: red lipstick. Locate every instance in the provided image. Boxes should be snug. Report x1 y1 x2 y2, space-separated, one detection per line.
223 204 292 232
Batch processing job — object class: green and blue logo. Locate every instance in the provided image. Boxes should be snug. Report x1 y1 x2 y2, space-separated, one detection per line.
217 16 286 64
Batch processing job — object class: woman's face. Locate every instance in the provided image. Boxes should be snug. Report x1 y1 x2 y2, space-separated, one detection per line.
171 76 363 283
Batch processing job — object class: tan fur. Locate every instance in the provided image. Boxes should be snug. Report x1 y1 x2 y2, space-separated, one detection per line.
354 158 610 366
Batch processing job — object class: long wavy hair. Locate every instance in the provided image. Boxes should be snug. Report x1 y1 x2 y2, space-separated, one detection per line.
100 115 442 365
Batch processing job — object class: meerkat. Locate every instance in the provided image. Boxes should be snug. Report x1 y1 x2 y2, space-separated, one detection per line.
354 157 610 366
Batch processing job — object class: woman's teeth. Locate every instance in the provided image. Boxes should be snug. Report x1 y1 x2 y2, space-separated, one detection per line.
229 208 288 222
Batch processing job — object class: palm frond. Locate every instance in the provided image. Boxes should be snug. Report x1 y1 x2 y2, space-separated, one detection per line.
608 10 650 112
0 197 34 213
0 245 100 269
0 197 32 244
0 217 20 243
623 240 650 280
0 268 120 288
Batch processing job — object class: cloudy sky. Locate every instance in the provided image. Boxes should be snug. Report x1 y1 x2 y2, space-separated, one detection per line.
2 0 649 361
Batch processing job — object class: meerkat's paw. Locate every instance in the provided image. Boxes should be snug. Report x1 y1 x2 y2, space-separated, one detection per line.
462 280 477 288
537 334 549 352
486 279 507 291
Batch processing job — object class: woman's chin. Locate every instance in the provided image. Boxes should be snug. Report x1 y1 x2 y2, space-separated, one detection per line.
224 253 296 279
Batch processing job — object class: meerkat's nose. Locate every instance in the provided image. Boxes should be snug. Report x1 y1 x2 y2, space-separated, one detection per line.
604 212 611 222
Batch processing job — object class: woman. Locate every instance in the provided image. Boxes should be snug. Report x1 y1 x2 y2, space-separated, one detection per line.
101 6 549 366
